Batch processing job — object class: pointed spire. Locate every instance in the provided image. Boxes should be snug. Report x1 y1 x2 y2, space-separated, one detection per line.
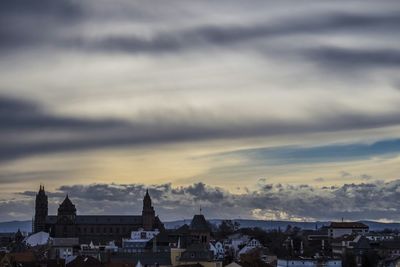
58 194 76 214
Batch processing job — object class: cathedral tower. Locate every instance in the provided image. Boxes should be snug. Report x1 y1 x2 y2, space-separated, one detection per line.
57 195 77 223
34 185 48 233
142 189 155 230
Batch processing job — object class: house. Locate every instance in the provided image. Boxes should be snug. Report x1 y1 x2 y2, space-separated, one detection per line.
1 251 38 267
122 228 160 252
173 243 222 267
49 237 80 259
209 241 224 260
223 234 250 257
66 255 103 267
331 235 370 256
224 262 242 267
277 258 342 267
379 255 400 267
103 251 172 267
237 239 262 258
366 233 395 242
376 240 400 258
328 222 369 238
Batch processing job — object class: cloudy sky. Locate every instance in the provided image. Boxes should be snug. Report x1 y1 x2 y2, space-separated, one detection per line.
1 0 400 222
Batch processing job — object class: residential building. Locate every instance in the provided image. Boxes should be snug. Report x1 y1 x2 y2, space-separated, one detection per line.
328 222 369 238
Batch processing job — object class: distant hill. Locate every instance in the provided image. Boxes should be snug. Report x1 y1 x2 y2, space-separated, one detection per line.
1 219 400 233
0 220 32 233
164 219 400 232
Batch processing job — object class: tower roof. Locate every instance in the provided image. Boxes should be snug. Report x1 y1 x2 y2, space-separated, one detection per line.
143 189 152 208
190 214 210 231
37 185 46 195
58 195 76 213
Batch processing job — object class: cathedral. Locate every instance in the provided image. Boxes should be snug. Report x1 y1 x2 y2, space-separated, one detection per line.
33 186 164 245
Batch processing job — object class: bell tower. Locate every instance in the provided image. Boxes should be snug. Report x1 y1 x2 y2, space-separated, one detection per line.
142 189 155 230
34 185 48 233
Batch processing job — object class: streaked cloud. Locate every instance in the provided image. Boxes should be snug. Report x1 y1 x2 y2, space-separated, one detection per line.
0 0 400 221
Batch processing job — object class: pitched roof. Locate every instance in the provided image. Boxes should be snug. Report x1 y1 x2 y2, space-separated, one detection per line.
59 195 76 213
180 243 214 262
329 222 368 229
190 215 210 231
108 252 172 266
225 262 243 267
10 251 36 263
66 255 102 267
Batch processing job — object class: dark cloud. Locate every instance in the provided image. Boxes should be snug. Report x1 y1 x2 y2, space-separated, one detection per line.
0 0 81 50
76 11 400 54
3 96 400 162
12 180 400 221
305 46 400 70
1 0 399 55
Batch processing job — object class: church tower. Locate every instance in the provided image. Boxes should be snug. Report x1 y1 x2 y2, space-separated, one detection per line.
34 185 48 233
142 189 155 230
57 195 77 223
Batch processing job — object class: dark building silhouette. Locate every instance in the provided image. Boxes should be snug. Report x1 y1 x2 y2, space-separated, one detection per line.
33 186 164 245
142 189 155 231
33 185 48 233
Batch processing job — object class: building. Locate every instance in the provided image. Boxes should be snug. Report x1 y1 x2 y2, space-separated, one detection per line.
277 258 342 267
237 238 262 257
328 222 369 238
209 241 224 260
33 187 164 246
189 215 211 244
122 228 160 252
48 238 80 260
173 243 222 267
33 185 48 233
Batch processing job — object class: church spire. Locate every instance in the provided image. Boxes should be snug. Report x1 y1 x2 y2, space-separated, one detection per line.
34 185 48 233
142 189 155 230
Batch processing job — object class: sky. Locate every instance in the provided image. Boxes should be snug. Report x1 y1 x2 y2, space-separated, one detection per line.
1 0 400 222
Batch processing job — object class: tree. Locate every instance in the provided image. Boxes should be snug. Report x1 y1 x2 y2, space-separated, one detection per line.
218 220 236 237
240 248 269 267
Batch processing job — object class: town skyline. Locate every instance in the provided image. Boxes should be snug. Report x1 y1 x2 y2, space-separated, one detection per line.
2 0 400 224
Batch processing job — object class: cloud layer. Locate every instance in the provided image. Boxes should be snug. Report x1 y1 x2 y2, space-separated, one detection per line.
3 95 400 162
1 0 400 222
2 179 399 222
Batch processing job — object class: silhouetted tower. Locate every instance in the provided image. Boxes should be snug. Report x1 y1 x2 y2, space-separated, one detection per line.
142 189 155 230
34 185 48 233
57 195 77 224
